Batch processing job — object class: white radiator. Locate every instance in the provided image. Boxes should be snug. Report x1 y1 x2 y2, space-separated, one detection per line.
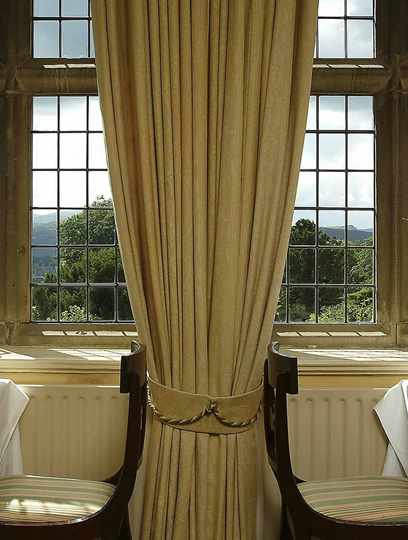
19 385 128 480
288 389 388 480
17 386 389 535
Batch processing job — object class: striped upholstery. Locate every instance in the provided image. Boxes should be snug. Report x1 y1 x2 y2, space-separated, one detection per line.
299 476 408 522
0 475 114 523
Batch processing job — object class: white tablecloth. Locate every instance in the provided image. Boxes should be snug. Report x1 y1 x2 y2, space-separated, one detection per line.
0 379 29 476
374 380 408 477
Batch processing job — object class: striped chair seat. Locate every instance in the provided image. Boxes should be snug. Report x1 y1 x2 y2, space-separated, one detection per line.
299 476 408 523
0 475 114 523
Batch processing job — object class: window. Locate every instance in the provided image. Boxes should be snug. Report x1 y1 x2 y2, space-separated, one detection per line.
31 96 132 322
0 0 407 346
277 95 376 324
32 0 94 58
316 0 375 58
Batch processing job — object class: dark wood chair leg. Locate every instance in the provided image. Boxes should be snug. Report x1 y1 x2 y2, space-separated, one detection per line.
119 511 132 540
280 505 292 540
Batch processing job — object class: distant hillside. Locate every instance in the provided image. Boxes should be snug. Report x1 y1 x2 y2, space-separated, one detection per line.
320 225 373 243
32 210 77 245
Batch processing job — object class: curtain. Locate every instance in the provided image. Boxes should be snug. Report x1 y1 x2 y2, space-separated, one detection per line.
91 1 317 538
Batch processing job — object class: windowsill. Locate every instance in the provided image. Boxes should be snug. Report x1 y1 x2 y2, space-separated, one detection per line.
1 345 408 380
286 347 408 376
0 345 125 374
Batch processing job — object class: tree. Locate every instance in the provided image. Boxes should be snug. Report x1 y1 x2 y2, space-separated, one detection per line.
276 219 373 323
32 196 132 321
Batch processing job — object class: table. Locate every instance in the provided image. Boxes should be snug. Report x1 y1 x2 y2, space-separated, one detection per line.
0 379 29 475
374 380 408 477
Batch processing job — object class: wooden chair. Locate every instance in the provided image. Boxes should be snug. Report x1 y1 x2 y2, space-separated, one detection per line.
0 341 147 540
264 342 408 540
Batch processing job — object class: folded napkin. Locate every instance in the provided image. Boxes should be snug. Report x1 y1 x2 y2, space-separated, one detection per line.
374 380 408 477
0 379 29 476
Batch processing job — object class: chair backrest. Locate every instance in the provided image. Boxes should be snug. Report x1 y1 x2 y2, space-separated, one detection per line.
107 340 147 514
264 342 298 492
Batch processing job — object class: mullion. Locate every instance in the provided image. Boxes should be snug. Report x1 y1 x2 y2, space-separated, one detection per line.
57 96 61 321
344 0 348 58
86 96 90 322
345 95 349 322
315 96 319 322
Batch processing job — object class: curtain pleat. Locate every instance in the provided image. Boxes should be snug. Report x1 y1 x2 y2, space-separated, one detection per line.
91 1 317 538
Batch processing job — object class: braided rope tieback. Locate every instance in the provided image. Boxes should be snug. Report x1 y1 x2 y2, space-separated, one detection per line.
147 386 260 428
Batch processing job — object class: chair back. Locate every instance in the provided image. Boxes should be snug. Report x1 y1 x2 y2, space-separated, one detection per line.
107 341 147 514
264 342 298 491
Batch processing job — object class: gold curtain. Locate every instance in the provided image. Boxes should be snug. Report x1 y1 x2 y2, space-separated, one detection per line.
91 1 317 538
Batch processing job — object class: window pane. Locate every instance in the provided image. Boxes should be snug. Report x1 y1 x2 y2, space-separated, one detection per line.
318 20 345 58
118 288 133 321
89 96 104 131
301 134 316 169
319 134 345 170
32 247 57 283
60 172 87 207
88 209 115 244
61 20 89 58
348 134 374 170
319 0 344 16
347 0 374 16
33 97 58 131
319 210 345 246
61 0 89 17
32 287 57 321
33 0 59 17
33 134 58 168
89 171 112 206
348 172 374 208
32 210 57 246
319 172 345 207
290 211 316 246
89 287 114 321
348 96 373 130
289 288 315 323
289 249 315 284
319 96 345 130
348 211 374 246
275 287 287 323
318 249 345 283
60 133 87 168
89 133 108 169
60 209 86 245
60 97 87 131
319 287 345 322
33 171 58 207
60 248 86 283
88 247 115 283
306 96 317 130
347 287 374 322
347 20 374 58
295 172 316 207
33 21 59 58
61 287 87 321
347 248 373 284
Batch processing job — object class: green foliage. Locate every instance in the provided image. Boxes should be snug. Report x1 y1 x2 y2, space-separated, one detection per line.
32 196 132 322
277 219 374 323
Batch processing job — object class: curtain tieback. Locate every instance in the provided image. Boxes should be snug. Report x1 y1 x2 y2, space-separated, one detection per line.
147 376 262 434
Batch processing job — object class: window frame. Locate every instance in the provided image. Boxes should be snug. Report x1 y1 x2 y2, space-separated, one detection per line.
1 0 136 346
273 0 406 347
0 0 406 347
